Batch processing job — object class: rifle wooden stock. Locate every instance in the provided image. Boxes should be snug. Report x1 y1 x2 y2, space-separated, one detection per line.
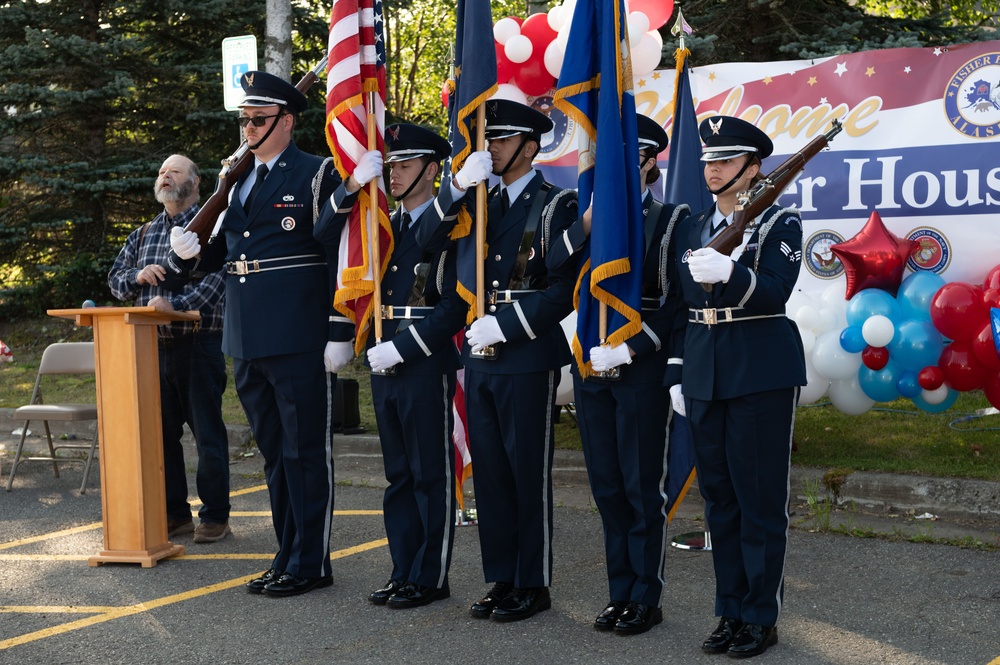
699 120 842 292
183 57 329 246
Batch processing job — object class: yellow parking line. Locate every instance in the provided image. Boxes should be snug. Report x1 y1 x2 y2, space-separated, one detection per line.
0 523 101 551
0 606 120 614
0 537 388 651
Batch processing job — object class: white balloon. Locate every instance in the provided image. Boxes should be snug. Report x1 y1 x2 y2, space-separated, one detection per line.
811 329 862 380
490 83 529 105
862 314 895 348
627 12 649 47
921 385 949 405
504 34 533 64
793 305 820 332
829 376 876 415
816 308 840 334
785 289 816 323
556 24 571 49
799 356 830 405
547 6 565 31
647 26 663 50
630 32 661 77
493 18 521 46
799 328 816 356
821 281 848 309
544 40 565 79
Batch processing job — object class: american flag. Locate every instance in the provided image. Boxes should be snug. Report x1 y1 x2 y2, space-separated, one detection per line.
326 0 392 352
451 332 473 517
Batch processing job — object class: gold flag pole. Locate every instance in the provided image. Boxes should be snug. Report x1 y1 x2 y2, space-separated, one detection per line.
366 90 385 343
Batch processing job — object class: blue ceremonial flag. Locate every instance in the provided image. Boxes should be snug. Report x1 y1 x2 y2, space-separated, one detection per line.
553 0 644 377
448 0 497 178
662 47 709 524
664 49 713 212
448 0 497 319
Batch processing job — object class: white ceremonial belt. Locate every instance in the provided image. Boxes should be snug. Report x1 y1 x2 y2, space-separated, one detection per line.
226 254 324 275
689 307 785 325
488 289 539 305
381 305 433 320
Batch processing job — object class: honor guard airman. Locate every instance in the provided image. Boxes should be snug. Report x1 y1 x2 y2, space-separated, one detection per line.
313 123 466 609
668 115 807 657
547 113 689 636
169 71 349 598
414 99 580 622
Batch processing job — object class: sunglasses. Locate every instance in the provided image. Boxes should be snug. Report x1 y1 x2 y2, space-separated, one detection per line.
237 113 283 128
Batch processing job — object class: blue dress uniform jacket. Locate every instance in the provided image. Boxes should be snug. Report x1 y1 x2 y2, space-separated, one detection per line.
668 203 806 397
549 194 688 608
314 187 466 589
671 201 806 628
416 171 578 589
179 142 347 581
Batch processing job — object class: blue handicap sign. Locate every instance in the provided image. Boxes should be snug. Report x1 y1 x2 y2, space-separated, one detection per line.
231 63 249 88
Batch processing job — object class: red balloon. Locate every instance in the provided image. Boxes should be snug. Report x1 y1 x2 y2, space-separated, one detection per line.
495 42 515 84
939 340 988 391
630 0 675 30
829 211 917 299
862 345 890 370
982 287 1000 308
513 55 555 97
520 13 557 51
918 365 944 390
929 281 987 342
984 370 1000 410
972 322 1000 370
982 264 1000 291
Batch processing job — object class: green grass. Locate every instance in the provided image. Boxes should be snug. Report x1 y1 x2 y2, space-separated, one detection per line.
4 316 999 482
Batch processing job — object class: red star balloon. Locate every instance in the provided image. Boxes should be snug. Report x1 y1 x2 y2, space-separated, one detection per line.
830 211 917 299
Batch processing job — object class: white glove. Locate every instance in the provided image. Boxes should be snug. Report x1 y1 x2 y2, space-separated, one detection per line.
669 384 686 417
589 344 632 372
466 315 506 354
454 151 492 190
170 226 201 260
324 341 355 373
688 247 734 284
352 150 383 187
367 341 403 373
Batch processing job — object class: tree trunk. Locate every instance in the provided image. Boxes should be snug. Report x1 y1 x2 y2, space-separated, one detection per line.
264 0 292 78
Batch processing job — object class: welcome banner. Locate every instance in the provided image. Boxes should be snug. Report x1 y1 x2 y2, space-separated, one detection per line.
535 39 1000 293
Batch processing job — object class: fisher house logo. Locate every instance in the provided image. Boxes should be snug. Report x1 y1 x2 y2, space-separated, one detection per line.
906 227 951 274
944 53 1000 138
803 230 844 279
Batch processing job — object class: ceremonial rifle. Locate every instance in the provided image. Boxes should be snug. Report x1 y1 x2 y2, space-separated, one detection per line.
701 119 843 291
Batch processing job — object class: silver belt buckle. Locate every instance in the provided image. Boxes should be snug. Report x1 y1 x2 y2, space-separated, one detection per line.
702 308 717 326
231 260 254 275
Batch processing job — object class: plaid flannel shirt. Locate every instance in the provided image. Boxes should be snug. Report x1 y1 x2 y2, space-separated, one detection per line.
108 203 225 338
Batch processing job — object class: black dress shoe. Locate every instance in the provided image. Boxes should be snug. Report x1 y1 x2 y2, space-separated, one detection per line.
594 601 626 631
368 579 405 605
489 587 551 622
727 623 777 659
614 602 663 635
470 582 512 619
386 582 450 609
246 568 282 595
263 572 334 598
702 616 743 654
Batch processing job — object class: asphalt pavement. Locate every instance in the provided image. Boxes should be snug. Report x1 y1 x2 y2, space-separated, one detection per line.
1 416 999 664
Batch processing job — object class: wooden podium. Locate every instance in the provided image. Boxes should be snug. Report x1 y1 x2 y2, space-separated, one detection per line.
49 306 200 568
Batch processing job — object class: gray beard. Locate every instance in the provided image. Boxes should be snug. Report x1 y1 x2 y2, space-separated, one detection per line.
155 178 195 206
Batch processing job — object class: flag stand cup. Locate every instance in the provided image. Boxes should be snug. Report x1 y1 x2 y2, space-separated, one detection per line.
455 507 478 526
671 530 712 551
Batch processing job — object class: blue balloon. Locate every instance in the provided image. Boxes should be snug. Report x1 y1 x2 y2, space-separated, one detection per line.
896 371 922 398
912 388 959 413
847 289 902 327
992 307 1000 358
858 359 901 402
839 325 867 353
897 271 945 322
887 319 944 371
